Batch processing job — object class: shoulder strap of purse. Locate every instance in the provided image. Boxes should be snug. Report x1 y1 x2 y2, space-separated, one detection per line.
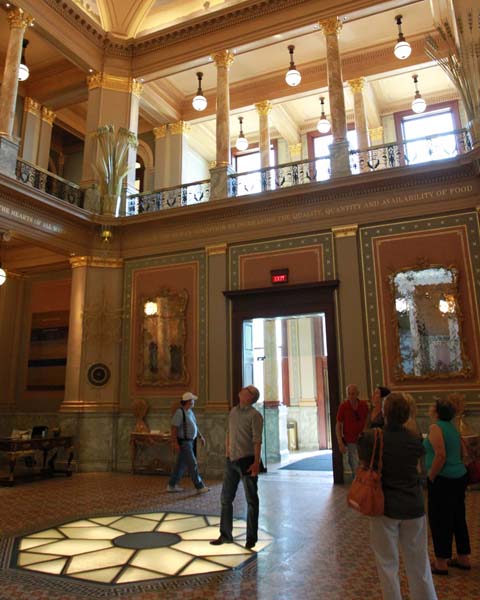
182 408 188 439
376 429 384 474
368 429 378 471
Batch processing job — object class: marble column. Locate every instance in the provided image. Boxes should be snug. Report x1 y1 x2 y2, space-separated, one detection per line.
0 8 33 176
168 121 190 187
153 124 168 190
348 78 369 172
210 50 235 200
61 256 124 471
319 17 350 178
37 107 55 170
21 97 41 164
255 100 272 169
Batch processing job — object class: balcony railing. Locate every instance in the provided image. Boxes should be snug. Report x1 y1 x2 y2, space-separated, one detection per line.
15 159 84 208
126 179 210 216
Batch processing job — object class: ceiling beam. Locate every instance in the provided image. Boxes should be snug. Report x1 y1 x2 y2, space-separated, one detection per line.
271 105 300 145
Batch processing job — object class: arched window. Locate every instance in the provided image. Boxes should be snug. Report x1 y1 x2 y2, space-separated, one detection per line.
135 156 145 193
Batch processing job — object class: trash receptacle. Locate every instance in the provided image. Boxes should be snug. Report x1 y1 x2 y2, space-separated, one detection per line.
287 419 298 451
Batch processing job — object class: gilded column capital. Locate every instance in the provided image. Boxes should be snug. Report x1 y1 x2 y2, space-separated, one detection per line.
255 100 272 116
41 106 56 125
24 97 41 116
169 121 190 136
212 50 235 69
332 224 358 238
369 126 384 144
69 256 124 269
8 8 34 29
289 143 302 160
153 124 168 139
87 73 143 97
319 17 342 36
348 78 365 93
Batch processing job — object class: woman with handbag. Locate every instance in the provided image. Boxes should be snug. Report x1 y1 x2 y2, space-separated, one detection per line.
424 398 471 573
358 393 437 600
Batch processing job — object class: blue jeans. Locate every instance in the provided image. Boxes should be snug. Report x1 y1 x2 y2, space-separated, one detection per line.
346 443 359 475
168 440 204 489
220 457 259 544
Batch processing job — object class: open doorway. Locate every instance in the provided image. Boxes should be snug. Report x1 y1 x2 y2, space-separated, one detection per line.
225 281 343 483
242 314 331 472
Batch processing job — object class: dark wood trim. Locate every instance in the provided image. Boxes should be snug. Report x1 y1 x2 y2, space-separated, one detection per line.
225 281 343 483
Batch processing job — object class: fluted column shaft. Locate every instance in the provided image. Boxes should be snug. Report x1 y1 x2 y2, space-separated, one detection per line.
213 50 234 167
255 101 272 169
21 97 41 163
0 9 33 137
348 78 369 150
37 107 55 169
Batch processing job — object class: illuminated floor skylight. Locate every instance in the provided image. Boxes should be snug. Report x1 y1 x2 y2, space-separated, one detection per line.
14 511 273 584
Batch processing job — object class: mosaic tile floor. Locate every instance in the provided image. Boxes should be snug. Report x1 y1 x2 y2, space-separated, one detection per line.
0 471 479 599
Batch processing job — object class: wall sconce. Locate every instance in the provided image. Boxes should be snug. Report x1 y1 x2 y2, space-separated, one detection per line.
316 96 331 133
235 116 249 151
439 294 456 314
144 301 158 316
393 15 411 60
101 226 113 243
0 265 6 286
18 39 29 81
411 74 426 113
285 45 301 87
192 72 207 111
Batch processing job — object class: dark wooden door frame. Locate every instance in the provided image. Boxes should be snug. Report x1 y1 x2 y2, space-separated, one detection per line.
224 281 344 484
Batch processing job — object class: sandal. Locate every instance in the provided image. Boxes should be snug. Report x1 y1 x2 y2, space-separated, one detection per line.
447 558 471 571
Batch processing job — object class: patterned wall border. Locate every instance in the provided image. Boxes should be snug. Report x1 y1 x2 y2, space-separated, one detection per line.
229 232 335 290
360 211 480 404
121 251 206 407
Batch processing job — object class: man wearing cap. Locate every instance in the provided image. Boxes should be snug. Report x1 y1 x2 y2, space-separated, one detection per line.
210 385 263 550
167 392 209 493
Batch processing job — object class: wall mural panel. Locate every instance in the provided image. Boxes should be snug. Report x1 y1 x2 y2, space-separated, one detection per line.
361 212 480 402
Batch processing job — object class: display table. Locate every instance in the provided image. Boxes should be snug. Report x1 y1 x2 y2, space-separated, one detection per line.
130 432 172 474
0 436 74 486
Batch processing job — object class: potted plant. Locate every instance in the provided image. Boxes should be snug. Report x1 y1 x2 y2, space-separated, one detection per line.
93 125 138 216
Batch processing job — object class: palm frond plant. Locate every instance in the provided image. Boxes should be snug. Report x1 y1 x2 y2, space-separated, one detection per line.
425 8 480 147
92 125 138 215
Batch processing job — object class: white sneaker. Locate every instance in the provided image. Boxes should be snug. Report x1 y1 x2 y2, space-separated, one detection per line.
167 485 183 492
197 486 210 494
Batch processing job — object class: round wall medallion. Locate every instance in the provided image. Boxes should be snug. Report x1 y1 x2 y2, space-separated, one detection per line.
87 363 111 387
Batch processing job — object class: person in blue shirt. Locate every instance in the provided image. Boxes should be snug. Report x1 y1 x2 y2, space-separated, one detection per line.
167 392 209 494
424 398 470 574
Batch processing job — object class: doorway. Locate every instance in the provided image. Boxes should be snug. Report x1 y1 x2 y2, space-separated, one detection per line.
225 281 343 483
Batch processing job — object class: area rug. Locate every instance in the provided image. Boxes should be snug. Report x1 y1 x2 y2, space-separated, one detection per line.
279 452 333 471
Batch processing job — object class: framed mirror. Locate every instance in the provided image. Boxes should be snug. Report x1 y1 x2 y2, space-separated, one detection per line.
389 263 472 380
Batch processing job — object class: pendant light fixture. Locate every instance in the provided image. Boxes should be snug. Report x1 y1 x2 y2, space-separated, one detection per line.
411 74 426 113
316 96 331 134
0 265 6 286
285 45 301 87
18 39 30 82
235 117 249 151
393 15 411 60
192 72 207 111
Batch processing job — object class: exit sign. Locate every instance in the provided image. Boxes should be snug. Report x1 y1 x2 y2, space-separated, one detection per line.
271 269 289 284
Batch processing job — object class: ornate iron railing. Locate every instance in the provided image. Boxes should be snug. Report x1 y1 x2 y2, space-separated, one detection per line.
126 179 210 215
15 159 84 207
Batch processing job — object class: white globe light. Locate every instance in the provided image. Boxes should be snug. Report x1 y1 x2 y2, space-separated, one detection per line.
317 118 331 134
412 96 426 114
285 68 301 87
192 94 207 111
0 268 6 286
18 63 29 82
235 136 249 152
393 40 411 60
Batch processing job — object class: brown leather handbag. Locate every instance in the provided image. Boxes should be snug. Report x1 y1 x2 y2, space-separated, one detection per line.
347 428 384 516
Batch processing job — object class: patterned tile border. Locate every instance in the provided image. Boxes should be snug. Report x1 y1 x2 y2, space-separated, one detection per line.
360 210 480 404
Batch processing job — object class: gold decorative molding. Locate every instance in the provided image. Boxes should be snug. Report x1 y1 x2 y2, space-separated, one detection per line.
87 73 143 97
289 143 302 159
153 124 168 139
369 126 384 144
255 100 272 116
8 8 34 29
348 78 365 93
319 17 342 36
24 97 40 116
169 121 190 136
212 50 235 69
208 160 217 169
41 107 56 125
70 256 124 269
332 224 358 238
206 243 228 256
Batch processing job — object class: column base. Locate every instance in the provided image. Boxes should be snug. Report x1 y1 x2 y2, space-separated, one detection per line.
0 135 19 177
209 164 235 201
329 140 351 178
